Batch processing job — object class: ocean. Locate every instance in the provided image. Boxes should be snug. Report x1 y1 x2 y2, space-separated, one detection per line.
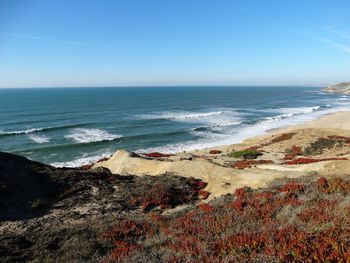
0 86 349 167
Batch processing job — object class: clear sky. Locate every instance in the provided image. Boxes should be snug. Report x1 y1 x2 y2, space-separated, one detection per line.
0 0 349 88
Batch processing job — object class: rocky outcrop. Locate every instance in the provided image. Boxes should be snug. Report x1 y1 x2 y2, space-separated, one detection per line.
325 82 350 95
0 152 207 262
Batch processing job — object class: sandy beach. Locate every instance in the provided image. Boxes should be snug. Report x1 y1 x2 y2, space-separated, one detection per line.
94 111 350 200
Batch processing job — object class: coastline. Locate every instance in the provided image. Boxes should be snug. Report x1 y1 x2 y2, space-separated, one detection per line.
93 110 350 200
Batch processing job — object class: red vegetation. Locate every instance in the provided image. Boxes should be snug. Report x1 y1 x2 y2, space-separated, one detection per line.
80 156 111 170
102 219 154 261
96 157 110 163
317 177 350 194
198 203 214 212
209 150 222 154
234 187 248 199
278 182 305 198
188 178 207 190
103 177 350 262
143 152 173 158
284 157 348 165
284 145 302 160
232 159 273 169
80 164 94 170
198 190 210 200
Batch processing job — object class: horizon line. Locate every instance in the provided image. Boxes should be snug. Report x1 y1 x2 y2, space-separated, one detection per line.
0 84 327 89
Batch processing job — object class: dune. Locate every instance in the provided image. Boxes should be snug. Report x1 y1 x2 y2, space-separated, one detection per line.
94 111 350 200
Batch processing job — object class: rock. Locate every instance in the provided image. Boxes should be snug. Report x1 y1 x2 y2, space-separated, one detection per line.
325 82 350 95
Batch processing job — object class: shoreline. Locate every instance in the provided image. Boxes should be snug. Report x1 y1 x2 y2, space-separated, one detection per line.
162 110 350 155
93 110 350 200
51 108 350 168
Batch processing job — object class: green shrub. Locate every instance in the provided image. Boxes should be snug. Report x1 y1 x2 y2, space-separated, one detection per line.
31 199 44 210
228 149 262 159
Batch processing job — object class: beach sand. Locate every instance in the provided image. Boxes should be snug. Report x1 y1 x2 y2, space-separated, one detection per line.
94 111 350 200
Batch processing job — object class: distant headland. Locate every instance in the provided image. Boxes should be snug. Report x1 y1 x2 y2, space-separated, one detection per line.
325 82 350 95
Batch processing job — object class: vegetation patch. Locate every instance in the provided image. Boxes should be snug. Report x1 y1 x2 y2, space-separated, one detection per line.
267 132 296 144
284 157 348 165
304 135 350 156
232 159 274 169
102 177 350 262
284 145 303 160
228 149 263 159
143 152 173 158
209 150 222 154
31 199 44 210
128 176 208 211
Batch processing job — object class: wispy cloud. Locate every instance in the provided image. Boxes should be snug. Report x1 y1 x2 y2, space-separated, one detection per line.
325 27 350 40
291 28 350 54
0 31 91 46
316 37 350 53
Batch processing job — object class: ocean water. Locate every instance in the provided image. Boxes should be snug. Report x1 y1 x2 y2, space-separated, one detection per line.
0 86 349 167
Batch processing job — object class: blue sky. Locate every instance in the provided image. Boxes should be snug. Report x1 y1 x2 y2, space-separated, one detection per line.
0 0 349 88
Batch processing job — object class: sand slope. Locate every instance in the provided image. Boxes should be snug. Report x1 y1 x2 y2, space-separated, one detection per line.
94 111 350 200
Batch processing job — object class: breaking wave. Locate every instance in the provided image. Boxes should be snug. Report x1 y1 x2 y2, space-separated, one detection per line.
0 124 86 137
28 134 50 144
51 152 112 168
65 128 122 143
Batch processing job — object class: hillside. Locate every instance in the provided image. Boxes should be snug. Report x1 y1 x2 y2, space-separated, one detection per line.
325 82 350 95
1 151 350 262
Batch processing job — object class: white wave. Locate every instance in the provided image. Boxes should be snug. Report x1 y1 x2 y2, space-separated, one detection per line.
65 128 122 143
51 152 112 168
138 105 349 154
211 121 243 127
190 121 243 131
263 106 321 122
278 106 321 114
137 109 243 129
0 127 44 135
138 110 226 121
164 111 225 120
28 134 50 144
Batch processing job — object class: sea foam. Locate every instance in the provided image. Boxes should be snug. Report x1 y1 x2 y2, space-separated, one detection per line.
51 152 112 168
28 134 50 144
65 128 122 143
137 105 341 154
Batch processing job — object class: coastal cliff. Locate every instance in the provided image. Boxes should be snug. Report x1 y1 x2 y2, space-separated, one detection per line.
2 112 350 262
2 150 350 262
325 82 350 94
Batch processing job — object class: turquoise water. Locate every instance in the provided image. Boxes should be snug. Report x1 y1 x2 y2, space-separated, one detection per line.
0 86 348 167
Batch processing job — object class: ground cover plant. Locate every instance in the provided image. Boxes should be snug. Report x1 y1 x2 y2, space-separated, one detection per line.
304 135 350 156
103 176 350 262
228 149 263 159
2 152 350 262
